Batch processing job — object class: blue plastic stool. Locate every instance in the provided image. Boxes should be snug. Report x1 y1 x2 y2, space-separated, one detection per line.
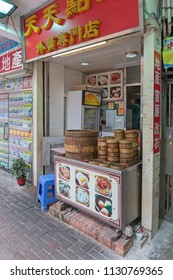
36 174 58 210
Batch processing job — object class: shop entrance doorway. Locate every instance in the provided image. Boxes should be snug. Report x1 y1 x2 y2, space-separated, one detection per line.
161 80 173 221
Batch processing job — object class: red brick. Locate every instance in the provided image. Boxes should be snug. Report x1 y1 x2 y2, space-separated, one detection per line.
116 237 133 250
115 237 133 256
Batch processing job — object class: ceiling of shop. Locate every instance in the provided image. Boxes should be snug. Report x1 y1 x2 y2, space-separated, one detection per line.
0 1 142 74
45 33 142 74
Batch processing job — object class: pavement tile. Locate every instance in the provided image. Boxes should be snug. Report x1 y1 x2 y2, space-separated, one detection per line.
81 241 97 252
61 249 81 260
43 241 60 253
68 240 85 252
88 248 110 260
75 249 95 260
1 169 173 260
50 249 68 260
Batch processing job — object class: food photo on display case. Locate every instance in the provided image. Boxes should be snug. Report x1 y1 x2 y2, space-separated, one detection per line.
75 169 89 189
95 175 112 197
76 186 90 207
95 195 112 217
59 180 70 198
59 164 70 181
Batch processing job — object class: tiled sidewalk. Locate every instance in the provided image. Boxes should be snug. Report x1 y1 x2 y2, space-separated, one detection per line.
0 168 173 260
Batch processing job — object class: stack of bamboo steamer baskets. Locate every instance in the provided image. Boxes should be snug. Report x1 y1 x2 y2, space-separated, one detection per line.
106 138 119 163
97 137 108 161
124 129 139 162
119 139 134 167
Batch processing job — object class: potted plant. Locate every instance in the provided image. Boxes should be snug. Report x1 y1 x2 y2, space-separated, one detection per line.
11 157 29 186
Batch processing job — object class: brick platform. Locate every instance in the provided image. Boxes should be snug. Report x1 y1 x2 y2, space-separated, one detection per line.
49 201 133 256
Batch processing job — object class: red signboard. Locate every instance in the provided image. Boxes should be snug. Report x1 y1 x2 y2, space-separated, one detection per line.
153 51 161 154
23 0 141 62
0 47 23 74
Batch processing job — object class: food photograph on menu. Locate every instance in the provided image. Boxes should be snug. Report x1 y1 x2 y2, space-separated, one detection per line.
110 72 121 84
76 186 90 207
59 180 70 198
95 195 112 217
59 164 70 181
110 86 122 99
86 75 97 86
86 68 124 101
75 169 89 189
98 74 108 86
95 175 112 197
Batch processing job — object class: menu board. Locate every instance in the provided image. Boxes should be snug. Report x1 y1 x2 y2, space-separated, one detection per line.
55 159 121 228
86 69 124 102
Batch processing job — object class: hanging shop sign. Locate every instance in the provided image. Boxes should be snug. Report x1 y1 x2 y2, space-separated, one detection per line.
22 0 143 62
153 51 161 154
162 36 173 69
0 40 19 54
0 42 23 75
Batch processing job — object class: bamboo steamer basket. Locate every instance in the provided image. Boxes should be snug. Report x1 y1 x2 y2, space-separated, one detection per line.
119 139 133 149
64 144 97 153
98 142 107 147
107 147 119 153
120 162 132 167
107 152 119 157
114 129 124 140
107 143 119 148
65 152 97 161
119 152 133 158
124 129 138 135
106 139 119 144
111 164 125 170
98 150 107 155
98 146 107 151
65 129 98 161
65 129 98 138
99 162 110 167
107 156 119 162
98 154 107 160
120 157 134 163
119 148 133 154
89 159 101 165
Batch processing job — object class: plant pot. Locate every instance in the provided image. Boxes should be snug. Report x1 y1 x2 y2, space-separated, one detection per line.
17 177 26 186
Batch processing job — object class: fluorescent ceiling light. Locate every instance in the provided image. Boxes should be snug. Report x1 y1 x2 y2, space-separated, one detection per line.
80 62 90 66
0 0 18 18
125 51 137 58
52 41 107 58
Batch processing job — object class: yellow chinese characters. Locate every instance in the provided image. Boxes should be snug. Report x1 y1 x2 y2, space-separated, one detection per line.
66 0 90 19
83 20 101 39
24 15 41 37
24 4 65 37
46 37 58 52
36 42 47 55
42 3 64 30
35 18 101 55
70 26 83 44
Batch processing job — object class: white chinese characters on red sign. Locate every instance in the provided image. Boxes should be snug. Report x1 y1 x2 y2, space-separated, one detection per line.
0 48 23 74
153 51 161 154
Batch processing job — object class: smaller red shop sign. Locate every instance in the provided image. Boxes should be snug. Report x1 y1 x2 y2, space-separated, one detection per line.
0 46 23 75
22 0 142 62
153 51 161 154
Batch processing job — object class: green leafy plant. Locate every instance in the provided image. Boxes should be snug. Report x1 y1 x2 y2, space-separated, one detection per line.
11 157 29 179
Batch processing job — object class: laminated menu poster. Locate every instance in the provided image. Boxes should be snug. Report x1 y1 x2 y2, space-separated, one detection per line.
55 159 121 228
86 69 124 102
8 89 32 168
